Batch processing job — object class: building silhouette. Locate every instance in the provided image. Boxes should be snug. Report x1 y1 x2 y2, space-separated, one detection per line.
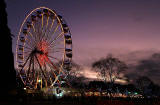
0 0 16 98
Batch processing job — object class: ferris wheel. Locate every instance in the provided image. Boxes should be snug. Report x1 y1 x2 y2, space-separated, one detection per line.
16 7 72 89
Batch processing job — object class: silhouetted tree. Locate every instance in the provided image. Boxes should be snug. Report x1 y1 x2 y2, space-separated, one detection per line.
0 0 16 97
92 55 127 84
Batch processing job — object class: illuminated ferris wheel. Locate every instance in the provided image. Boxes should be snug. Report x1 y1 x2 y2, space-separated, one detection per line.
16 7 72 89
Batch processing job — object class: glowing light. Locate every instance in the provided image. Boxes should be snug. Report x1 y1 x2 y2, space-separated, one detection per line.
115 79 128 84
38 79 41 82
83 67 98 79
68 91 71 93
54 88 64 98
24 87 26 90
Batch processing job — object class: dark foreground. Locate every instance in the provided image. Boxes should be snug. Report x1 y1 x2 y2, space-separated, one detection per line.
0 96 160 105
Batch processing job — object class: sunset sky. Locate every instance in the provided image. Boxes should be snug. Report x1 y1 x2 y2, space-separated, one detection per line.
6 0 160 84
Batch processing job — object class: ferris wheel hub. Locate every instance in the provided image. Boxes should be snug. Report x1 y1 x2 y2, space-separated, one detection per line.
32 48 44 55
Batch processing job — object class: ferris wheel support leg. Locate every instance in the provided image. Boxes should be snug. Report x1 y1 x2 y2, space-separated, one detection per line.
32 56 37 89
35 55 48 87
43 62 49 87
45 58 62 87
35 75 39 89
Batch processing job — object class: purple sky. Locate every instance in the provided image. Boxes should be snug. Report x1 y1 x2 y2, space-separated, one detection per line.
6 0 160 84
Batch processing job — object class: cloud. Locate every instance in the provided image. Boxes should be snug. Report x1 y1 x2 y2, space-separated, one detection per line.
73 48 160 85
125 53 160 85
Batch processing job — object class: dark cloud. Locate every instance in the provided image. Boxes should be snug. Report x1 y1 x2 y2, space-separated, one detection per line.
126 53 160 85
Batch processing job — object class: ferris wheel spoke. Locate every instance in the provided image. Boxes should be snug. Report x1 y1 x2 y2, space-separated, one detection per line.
36 14 44 43
25 35 36 49
30 21 42 46
24 43 34 51
27 31 37 45
17 45 32 54
46 62 57 76
41 16 50 41
43 62 47 71
49 47 64 51
25 41 33 49
48 49 64 55
43 18 56 42
28 31 33 37
34 19 41 43
49 50 64 54
23 51 31 55
39 15 51 43
39 26 48 43
23 45 33 51
47 23 60 43
48 49 64 56
48 32 64 47
41 14 44 29
30 22 39 43
46 56 60 72
23 53 32 59
31 22 36 32
48 40 64 49
44 18 56 40
46 16 49 29
54 32 64 41
47 55 61 62
48 47 64 53
50 18 55 31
